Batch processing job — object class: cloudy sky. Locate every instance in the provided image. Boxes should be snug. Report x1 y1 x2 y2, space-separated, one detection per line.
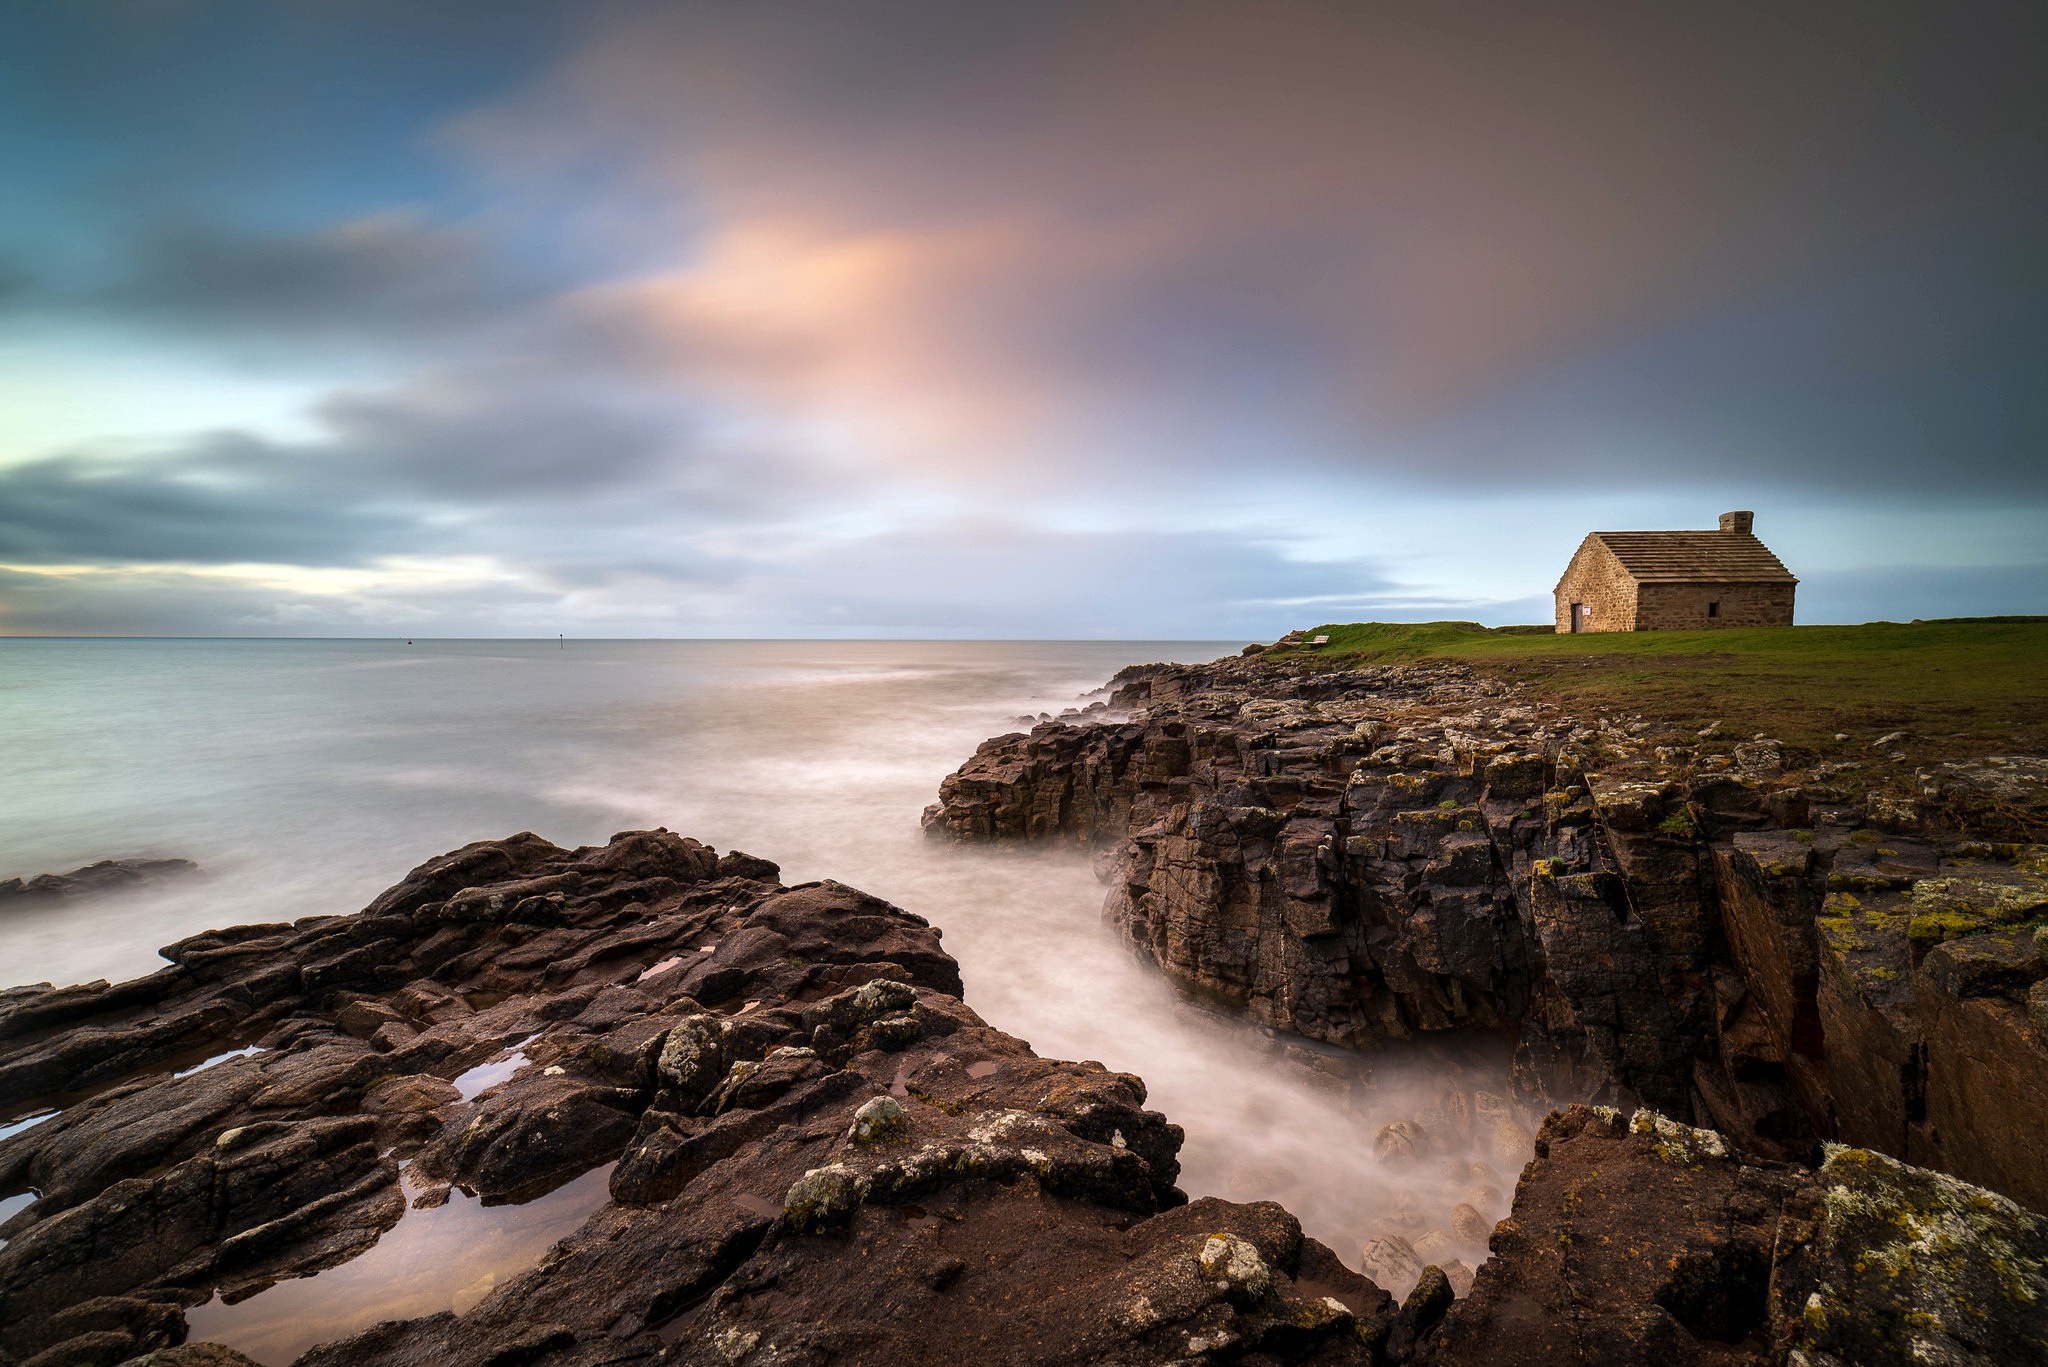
2 1 2043 637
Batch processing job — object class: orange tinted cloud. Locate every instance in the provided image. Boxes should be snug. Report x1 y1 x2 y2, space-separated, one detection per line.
572 217 1061 462
458 0 2044 472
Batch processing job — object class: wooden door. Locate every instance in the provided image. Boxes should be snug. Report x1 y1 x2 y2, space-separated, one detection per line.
1570 603 1587 633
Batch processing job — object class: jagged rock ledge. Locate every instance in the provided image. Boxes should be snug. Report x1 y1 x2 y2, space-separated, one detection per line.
0 858 198 908
0 829 1399 1366
923 652 2048 1216
0 827 2040 1365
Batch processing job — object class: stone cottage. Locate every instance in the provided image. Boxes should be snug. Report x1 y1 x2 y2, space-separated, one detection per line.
1554 511 1796 632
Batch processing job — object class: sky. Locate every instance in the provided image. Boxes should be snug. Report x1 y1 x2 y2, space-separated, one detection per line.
1 0 2043 639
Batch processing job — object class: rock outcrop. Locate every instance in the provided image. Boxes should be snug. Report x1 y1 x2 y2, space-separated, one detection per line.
0 858 198 907
1424 1104 2048 1367
0 830 1393 1366
924 654 2048 1214
4 826 2042 1364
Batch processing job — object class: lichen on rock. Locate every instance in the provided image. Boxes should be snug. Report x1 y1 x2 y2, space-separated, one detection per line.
656 1014 731 1098
781 1163 868 1234
1196 1231 1273 1305
1627 1108 1730 1166
846 1095 907 1146
1794 1144 2048 1366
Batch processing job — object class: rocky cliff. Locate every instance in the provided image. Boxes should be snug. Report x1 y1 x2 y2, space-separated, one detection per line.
0 829 1398 1366
1423 1105 2048 1367
1 826 2041 1365
924 653 2048 1212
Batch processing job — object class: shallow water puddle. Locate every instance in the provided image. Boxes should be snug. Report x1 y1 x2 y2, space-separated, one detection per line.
0 1108 58 1142
0 1188 39 1249
452 1034 537 1101
732 1192 782 1220
183 1161 615 1365
173 1045 265 1078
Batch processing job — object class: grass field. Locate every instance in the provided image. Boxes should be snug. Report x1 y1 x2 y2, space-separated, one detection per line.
1267 618 2048 777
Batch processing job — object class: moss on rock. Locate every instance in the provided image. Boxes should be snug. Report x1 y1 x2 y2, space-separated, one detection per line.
782 1163 868 1234
1792 1145 2048 1366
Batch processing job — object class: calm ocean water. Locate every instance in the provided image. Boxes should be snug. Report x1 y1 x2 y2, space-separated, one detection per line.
1 637 1515 1291
1 638 1211 989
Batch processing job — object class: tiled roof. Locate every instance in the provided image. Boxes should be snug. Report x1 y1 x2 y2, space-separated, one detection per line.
1593 531 1797 584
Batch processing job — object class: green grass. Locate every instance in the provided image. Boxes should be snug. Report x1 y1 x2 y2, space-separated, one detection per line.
1269 619 2048 789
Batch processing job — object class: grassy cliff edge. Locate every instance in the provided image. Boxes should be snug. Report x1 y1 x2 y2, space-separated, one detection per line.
1262 618 2047 825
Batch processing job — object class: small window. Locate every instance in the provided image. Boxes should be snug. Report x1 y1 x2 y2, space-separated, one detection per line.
1707 601 1720 618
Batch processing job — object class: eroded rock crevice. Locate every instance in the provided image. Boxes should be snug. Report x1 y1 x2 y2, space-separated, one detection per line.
924 654 2048 1212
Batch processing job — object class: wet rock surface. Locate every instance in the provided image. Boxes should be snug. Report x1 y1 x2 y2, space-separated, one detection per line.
925 653 2048 1215
2 824 2041 1364
925 656 1740 1124
0 831 1387 1366
0 858 198 908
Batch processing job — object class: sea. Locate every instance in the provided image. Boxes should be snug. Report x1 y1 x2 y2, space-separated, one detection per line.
2 638 1517 1319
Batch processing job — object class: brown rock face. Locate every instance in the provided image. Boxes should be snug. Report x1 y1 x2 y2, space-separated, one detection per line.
6 824 2043 1365
925 654 2048 1215
0 831 1384 1366
1811 846 2048 1211
928 660 1762 1129
1425 1106 1802 1365
1913 930 2048 1207
1426 1105 2048 1367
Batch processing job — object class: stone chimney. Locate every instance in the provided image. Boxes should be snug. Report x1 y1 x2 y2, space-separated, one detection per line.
1719 510 1754 535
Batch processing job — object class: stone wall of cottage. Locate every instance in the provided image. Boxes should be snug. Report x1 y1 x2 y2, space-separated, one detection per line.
1632 581 1795 629
1553 539 1640 632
